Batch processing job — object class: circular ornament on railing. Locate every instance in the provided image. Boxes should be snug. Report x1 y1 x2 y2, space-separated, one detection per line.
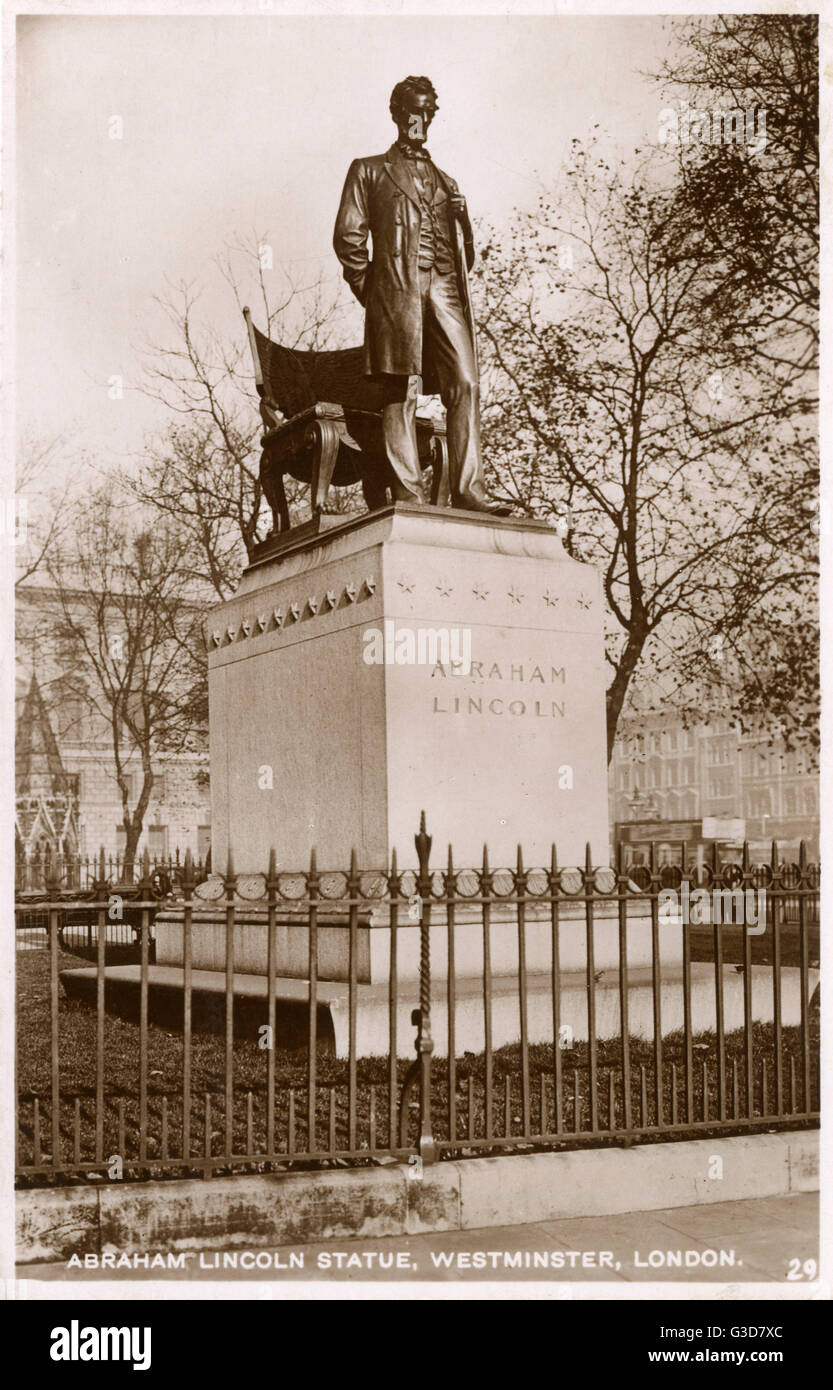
491 868 516 897
805 862 820 889
659 864 683 891
559 867 584 896
236 874 266 901
751 863 773 889
594 867 617 895
319 871 348 899
720 862 744 889
778 863 801 890
430 870 446 898
527 868 549 897
194 875 224 901
455 869 481 898
398 870 418 899
276 873 306 900
626 864 651 893
359 872 387 900
689 862 714 890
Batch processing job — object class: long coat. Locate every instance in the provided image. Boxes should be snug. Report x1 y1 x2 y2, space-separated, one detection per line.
333 143 475 391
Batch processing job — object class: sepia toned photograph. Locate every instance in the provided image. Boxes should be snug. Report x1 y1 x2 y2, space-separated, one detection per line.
3 0 826 1326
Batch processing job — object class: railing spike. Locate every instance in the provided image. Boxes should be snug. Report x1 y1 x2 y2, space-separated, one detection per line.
308 845 317 875
268 846 277 878
226 846 235 879
550 843 558 874
770 838 779 868
481 842 490 874
516 843 524 874
585 841 593 874
414 813 432 878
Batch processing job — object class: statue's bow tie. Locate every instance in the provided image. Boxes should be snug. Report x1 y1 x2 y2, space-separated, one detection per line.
399 145 431 162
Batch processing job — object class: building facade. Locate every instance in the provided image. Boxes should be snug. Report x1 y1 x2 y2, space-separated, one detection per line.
609 711 819 860
16 576 211 865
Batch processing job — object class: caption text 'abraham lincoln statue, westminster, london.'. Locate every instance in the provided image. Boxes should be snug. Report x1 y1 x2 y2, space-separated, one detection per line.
333 76 511 518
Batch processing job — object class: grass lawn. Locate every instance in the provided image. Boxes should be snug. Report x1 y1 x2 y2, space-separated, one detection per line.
16 945 819 1185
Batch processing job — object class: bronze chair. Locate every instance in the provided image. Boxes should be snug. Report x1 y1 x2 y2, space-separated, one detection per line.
243 307 449 535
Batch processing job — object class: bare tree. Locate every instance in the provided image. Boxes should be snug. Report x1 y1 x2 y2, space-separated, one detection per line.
474 141 814 757
45 486 210 874
15 435 73 589
132 236 353 598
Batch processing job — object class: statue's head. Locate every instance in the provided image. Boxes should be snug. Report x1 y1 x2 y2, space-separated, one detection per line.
390 76 438 147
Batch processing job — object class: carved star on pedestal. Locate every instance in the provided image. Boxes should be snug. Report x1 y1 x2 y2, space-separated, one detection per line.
436 580 453 597
397 578 415 593
257 614 268 632
289 602 301 622
345 583 357 603
273 608 284 628
212 631 222 648
472 584 488 600
508 586 524 605
364 576 377 596
577 593 592 610
307 596 319 615
241 619 251 637
226 624 237 642
324 590 338 610
543 590 559 607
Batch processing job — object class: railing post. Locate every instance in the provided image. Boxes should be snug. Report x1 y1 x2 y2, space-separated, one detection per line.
415 811 436 1164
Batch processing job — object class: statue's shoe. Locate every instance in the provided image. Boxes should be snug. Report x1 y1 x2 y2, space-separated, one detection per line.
454 492 513 517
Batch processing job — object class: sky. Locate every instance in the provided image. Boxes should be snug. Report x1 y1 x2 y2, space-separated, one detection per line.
16 12 677 484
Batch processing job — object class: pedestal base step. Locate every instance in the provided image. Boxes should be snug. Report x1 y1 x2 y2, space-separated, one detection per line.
60 963 815 1061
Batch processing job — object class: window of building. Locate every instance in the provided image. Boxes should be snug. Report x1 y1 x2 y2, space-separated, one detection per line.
785 788 797 815
803 788 817 815
59 698 85 741
198 825 211 863
748 789 771 817
147 825 168 859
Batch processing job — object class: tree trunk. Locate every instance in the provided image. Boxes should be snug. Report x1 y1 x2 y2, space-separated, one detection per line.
605 629 648 762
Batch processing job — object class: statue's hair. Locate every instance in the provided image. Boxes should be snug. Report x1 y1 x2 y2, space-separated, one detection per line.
389 76 439 122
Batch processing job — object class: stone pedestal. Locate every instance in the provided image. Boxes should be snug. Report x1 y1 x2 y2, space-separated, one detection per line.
206 503 610 873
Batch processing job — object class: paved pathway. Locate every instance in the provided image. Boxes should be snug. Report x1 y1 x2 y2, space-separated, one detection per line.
19 1193 817 1284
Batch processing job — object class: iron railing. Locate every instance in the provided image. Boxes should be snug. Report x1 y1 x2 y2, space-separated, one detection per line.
16 847 210 894
15 817 819 1185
